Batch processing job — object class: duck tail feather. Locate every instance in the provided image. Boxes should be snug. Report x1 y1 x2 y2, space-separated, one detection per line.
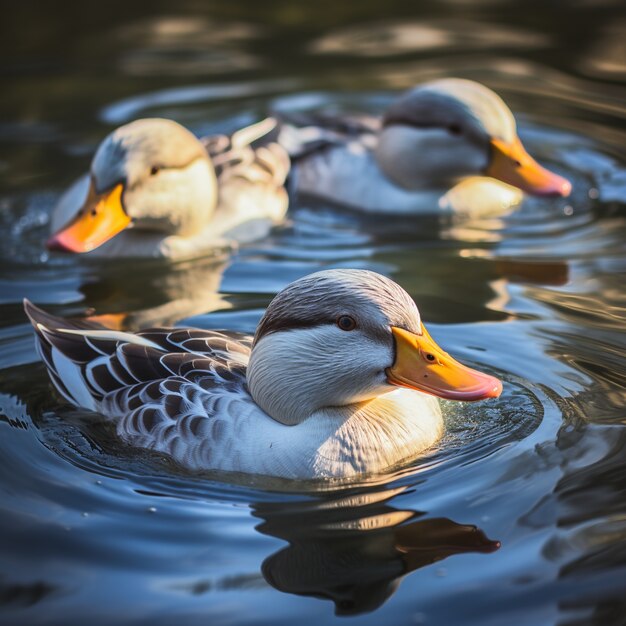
23 300 111 410
230 117 278 149
24 299 108 334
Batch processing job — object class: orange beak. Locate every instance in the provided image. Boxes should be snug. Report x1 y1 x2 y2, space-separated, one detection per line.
47 182 130 253
386 325 502 401
487 137 571 197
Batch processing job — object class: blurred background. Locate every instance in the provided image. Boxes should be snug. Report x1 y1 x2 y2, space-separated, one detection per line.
1 0 625 193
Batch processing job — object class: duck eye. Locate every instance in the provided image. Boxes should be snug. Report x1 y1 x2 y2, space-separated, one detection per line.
425 353 436 362
150 166 160 176
336 315 357 331
447 124 462 135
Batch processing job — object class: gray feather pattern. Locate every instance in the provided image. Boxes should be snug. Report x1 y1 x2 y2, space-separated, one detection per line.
25 299 257 470
276 112 380 161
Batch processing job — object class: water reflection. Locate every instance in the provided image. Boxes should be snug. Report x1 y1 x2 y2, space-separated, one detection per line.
115 16 262 76
254 490 499 615
99 79 296 126
1 1 625 624
310 19 548 57
508 424 626 622
581 20 626 79
81 256 230 329
0 579 59 609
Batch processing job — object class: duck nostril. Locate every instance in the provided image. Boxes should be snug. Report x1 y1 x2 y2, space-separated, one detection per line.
513 159 522 168
91 209 98 217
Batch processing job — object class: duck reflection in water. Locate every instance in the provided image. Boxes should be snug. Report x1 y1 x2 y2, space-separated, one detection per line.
81 256 229 330
252 487 499 616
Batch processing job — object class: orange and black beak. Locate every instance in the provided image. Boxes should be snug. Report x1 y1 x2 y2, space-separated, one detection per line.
487 137 571 198
386 325 502 402
47 181 130 253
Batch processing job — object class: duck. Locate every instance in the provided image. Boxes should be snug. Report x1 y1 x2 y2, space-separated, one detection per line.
24 269 502 480
278 78 572 216
47 117 289 260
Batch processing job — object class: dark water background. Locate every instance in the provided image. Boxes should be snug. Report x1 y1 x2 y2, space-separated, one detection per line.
1 1 625 624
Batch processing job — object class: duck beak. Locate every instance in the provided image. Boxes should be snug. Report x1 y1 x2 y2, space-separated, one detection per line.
47 182 130 253
487 137 571 197
386 325 502 401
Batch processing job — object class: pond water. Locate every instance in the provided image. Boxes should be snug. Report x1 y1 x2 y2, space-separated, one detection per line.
1 1 625 624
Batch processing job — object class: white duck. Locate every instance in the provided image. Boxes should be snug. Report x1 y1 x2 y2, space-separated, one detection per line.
280 78 571 216
48 117 289 259
25 269 501 480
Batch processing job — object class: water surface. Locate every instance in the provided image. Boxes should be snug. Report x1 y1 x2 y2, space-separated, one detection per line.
1 2 625 625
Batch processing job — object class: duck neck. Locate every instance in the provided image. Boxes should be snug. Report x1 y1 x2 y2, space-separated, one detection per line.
246 331 393 427
246 358 382 427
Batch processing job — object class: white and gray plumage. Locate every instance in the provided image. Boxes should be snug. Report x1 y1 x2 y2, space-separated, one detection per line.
48 117 289 259
24 269 501 480
279 78 571 216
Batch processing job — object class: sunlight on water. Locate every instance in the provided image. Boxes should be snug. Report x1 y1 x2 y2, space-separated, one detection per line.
0 1 625 625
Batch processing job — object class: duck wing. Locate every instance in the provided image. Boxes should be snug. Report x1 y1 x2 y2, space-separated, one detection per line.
201 118 290 236
25 300 258 470
102 328 256 471
274 111 381 161
24 299 250 410
201 117 290 188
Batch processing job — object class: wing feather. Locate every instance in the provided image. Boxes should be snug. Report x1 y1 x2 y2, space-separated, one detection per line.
24 300 252 417
275 111 380 160
201 118 290 188
105 374 256 471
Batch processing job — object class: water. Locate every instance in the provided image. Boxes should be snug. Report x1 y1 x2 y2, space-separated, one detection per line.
1 1 625 624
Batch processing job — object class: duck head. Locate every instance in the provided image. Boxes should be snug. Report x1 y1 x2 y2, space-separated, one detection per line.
247 269 502 426
47 118 217 253
375 78 571 197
